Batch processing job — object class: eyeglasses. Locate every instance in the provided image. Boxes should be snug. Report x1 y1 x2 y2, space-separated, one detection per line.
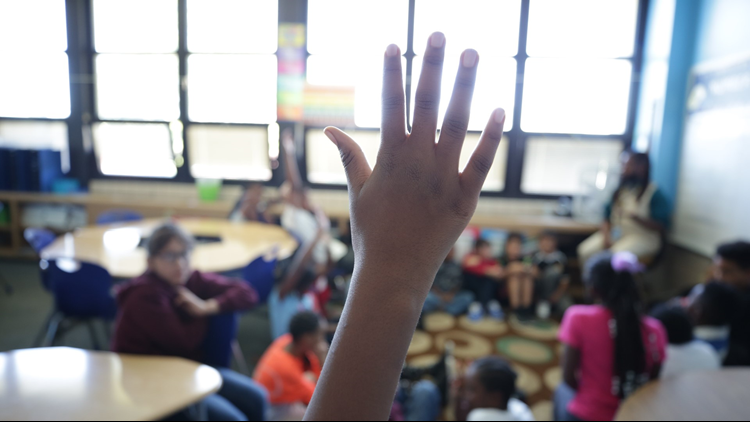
157 250 190 263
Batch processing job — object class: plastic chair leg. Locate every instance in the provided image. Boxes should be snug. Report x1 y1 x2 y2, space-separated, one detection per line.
42 313 65 348
87 321 102 351
232 340 250 375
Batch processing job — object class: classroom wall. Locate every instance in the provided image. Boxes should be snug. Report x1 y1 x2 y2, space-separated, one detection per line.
637 0 750 222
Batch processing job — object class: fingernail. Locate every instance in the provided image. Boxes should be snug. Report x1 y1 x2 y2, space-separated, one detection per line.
463 49 478 68
324 128 338 146
494 108 506 124
430 32 445 48
386 44 400 57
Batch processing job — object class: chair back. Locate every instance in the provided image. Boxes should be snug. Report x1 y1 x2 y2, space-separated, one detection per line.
24 228 56 254
202 312 239 368
242 255 278 304
47 259 117 320
96 210 144 226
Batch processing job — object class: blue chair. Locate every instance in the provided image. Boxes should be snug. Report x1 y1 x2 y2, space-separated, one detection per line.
24 227 56 254
242 255 278 304
24 227 57 290
96 209 144 226
35 259 118 350
202 312 240 369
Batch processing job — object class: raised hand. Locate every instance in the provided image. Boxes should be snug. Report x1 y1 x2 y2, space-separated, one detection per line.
305 33 505 421
324 32 505 284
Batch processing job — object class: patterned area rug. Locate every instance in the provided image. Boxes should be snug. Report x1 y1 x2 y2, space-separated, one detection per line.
410 313 562 421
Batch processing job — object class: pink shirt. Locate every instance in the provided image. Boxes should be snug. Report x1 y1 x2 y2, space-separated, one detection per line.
559 305 667 421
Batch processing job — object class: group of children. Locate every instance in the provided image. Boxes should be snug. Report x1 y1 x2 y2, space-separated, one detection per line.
429 231 569 322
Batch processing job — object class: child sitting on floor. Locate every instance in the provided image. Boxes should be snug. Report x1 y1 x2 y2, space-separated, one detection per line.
500 233 535 320
423 248 475 316
456 356 535 421
651 305 721 379
463 239 504 308
532 231 570 317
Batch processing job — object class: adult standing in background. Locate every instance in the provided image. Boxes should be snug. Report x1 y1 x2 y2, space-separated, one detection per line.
578 152 671 266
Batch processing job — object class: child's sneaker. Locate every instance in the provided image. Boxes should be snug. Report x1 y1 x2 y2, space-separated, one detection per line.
468 302 484 321
488 300 505 320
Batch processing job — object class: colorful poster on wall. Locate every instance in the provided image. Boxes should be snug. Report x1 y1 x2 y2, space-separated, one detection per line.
277 24 306 121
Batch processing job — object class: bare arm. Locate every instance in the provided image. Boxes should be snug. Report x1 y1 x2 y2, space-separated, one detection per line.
305 35 506 421
562 344 581 391
281 128 305 193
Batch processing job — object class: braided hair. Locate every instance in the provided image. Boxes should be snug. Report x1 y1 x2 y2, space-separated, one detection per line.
587 252 649 399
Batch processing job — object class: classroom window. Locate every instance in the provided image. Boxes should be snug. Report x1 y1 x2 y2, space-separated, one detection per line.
306 0 408 129
93 122 178 179
0 1 70 119
521 137 623 195
187 125 273 181
186 0 278 124
306 128 509 191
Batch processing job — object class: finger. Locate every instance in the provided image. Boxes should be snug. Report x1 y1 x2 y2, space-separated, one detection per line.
461 108 506 194
381 44 406 148
324 127 372 195
410 32 446 144
437 49 479 167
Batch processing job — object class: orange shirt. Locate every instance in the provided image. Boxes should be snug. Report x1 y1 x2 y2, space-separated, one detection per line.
253 334 322 405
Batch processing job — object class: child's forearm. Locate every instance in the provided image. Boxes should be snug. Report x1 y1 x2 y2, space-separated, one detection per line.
305 264 433 420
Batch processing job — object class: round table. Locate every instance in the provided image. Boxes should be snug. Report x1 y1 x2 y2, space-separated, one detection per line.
616 369 750 421
41 218 298 279
0 347 222 421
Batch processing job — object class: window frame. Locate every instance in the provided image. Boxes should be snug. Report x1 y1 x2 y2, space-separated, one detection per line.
0 0 648 197
302 0 649 199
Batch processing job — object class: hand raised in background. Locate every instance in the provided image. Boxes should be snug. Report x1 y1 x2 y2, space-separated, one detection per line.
324 32 506 283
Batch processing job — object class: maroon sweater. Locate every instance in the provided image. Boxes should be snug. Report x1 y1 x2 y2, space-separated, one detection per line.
112 270 258 362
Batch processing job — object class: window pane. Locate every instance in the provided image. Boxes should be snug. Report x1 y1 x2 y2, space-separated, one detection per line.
308 0 408 55
522 137 623 195
461 134 509 192
307 55 406 129
95 54 180 121
0 0 67 51
527 0 639 58
93 0 178 53
187 0 278 53
306 129 508 191
93 122 177 178
188 125 272 181
521 59 632 135
0 53 70 119
411 56 516 132
188 55 277 124
414 0 521 57
306 129 380 185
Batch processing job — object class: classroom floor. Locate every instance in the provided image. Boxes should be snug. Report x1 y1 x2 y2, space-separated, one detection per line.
0 260 275 374
411 313 561 421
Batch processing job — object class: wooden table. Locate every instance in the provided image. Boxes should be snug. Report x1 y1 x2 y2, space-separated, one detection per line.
0 347 222 421
40 218 298 279
616 369 750 421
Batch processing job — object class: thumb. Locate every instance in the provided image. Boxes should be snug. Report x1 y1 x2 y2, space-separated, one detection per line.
324 127 372 194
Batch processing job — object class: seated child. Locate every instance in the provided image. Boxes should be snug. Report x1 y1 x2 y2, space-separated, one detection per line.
688 281 739 361
423 248 475 316
456 356 534 421
254 311 328 421
500 233 535 320
532 231 570 316
112 223 267 421
651 305 721 379
463 239 504 308
229 182 277 224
